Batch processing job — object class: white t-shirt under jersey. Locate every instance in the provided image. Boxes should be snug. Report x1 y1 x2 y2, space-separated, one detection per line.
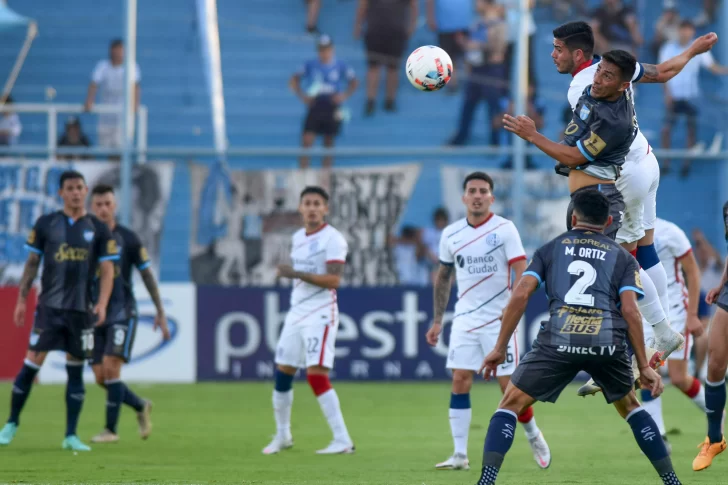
568 57 650 160
439 213 526 333
289 223 348 318
653 217 693 320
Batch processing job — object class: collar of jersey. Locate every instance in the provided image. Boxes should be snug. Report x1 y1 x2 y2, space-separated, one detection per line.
467 212 494 229
306 223 328 236
572 55 600 77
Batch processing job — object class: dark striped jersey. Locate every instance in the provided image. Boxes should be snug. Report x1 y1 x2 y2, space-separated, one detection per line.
100 224 152 322
523 228 644 348
561 86 638 181
24 211 119 312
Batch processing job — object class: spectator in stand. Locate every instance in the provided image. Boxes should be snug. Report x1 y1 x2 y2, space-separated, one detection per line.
392 225 429 286
500 85 543 169
421 207 449 281
306 0 321 34
650 1 681 60
0 95 21 146
448 0 508 147
692 228 723 379
590 0 642 55
497 0 537 87
354 0 418 116
84 39 141 159
425 0 473 93
660 20 728 177
290 35 358 169
694 0 719 27
58 116 91 161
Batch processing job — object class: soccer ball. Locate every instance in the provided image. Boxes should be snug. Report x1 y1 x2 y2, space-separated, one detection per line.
405 45 453 92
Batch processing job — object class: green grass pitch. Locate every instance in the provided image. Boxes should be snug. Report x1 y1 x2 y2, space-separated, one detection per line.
0 382 724 484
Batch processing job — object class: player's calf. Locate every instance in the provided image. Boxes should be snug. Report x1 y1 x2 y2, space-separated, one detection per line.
667 361 707 412
307 369 354 454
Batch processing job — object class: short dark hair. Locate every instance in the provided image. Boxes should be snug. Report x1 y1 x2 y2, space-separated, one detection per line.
300 186 329 202
553 21 594 58
679 19 695 29
91 184 115 196
572 190 610 226
462 171 494 191
433 207 449 220
59 170 85 189
110 38 123 49
601 49 637 83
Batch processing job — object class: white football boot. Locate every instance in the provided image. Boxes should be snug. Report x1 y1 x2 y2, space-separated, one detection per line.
648 322 685 361
528 431 551 469
435 453 470 470
262 434 294 455
315 440 355 454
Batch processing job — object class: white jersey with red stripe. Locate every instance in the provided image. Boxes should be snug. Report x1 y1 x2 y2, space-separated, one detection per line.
439 213 526 334
568 57 650 161
288 223 347 321
653 217 693 321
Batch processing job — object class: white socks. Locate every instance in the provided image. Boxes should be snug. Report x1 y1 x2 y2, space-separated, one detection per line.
317 389 353 444
644 263 670 317
273 390 293 438
691 384 709 412
521 415 541 440
636 267 670 329
641 396 666 435
449 408 472 456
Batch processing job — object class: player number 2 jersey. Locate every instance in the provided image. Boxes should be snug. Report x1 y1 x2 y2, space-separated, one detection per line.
439 214 526 333
653 218 693 320
289 224 347 319
568 57 650 160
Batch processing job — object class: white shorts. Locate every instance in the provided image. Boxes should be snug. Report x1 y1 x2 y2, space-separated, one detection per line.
615 150 660 244
643 315 694 361
275 308 338 370
446 323 519 376
98 123 123 149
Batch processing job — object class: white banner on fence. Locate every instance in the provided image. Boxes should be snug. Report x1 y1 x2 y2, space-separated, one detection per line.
37 283 197 384
440 167 571 255
0 159 174 284
189 163 422 286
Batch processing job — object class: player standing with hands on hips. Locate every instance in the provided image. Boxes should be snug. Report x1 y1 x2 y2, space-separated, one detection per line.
0 171 119 451
262 186 355 455
426 172 551 471
476 190 679 485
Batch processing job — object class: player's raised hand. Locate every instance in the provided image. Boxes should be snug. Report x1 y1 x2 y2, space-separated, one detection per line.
690 32 719 56
93 303 107 327
639 366 664 399
479 349 505 381
155 311 171 340
13 300 26 327
686 314 705 338
503 114 537 142
426 322 442 346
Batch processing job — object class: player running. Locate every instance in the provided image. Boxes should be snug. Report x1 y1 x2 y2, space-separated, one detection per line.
551 21 717 363
579 218 710 448
88 184 170 443
692 201 728 471
426 171 551 471
475 190 681 485
0 171 118 451
262 186 355 455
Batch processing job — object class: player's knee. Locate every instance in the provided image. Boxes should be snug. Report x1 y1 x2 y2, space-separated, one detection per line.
25 351 46 367
451 370 473 394
707 359 728 383
498 383 529 414
102 356 123 381
307 372 332 397
92 366 105 387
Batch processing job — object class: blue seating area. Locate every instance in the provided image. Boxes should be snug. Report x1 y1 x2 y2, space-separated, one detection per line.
0 0 725 280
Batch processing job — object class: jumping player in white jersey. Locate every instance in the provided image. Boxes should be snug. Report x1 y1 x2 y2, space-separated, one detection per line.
262 186 355 456
550 21 718 366
426 172 551 471
580 218 710 449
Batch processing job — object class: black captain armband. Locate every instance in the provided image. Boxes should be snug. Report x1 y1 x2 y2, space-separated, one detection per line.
554 163 571 177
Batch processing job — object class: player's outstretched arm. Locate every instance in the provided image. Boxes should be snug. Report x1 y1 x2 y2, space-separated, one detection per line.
503 114 587 167
426 263 454 346
13 253 41 327
621 290 649 369
680 251 705 337
495 275 537 351
638 32 718 83
277 262 344 289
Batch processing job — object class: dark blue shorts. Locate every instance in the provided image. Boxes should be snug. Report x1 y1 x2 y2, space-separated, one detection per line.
28 306 93 360
90 317 138 365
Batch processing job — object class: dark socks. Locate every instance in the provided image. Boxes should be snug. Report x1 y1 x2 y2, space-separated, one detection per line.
8 361 39 425
705 379 726 443
121 382 145 412
65 363 85 437
478 409 518 484
627 409 679 484
105 380 124 433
